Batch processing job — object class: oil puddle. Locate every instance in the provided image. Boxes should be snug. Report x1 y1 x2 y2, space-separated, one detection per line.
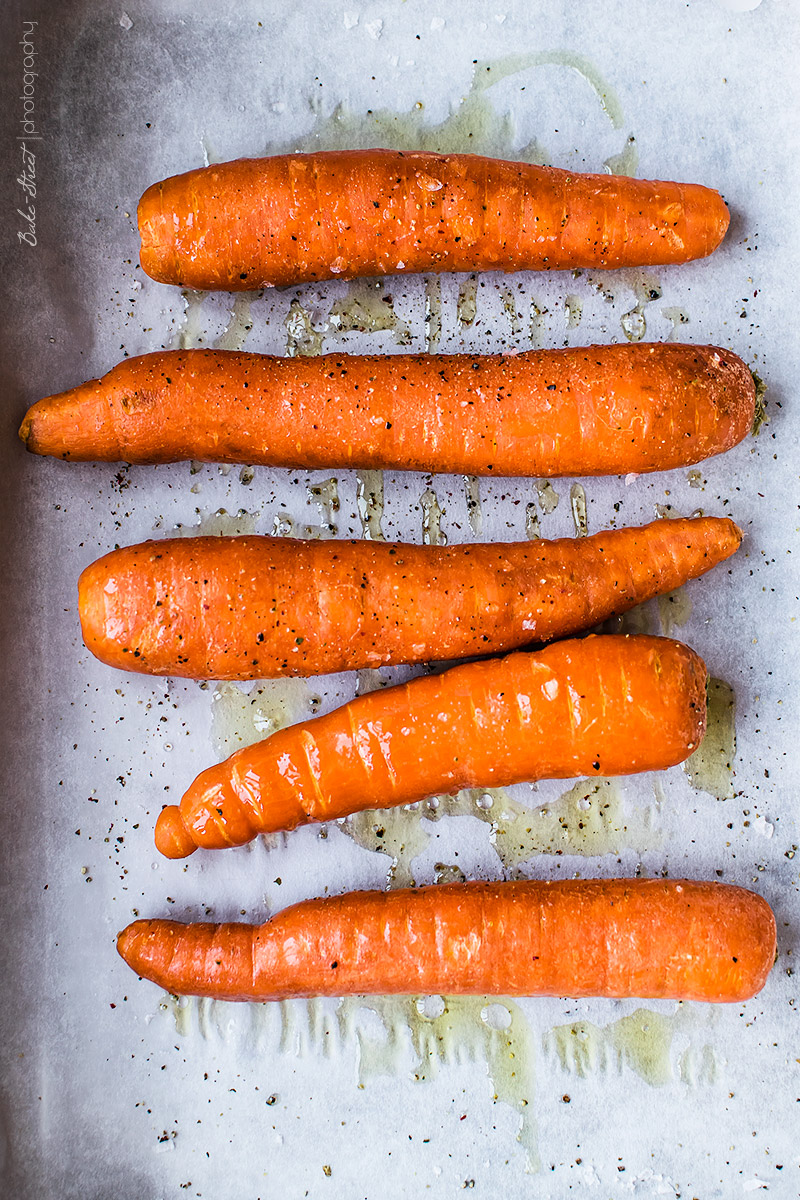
420 487 447 545
569 483 588 536
338 779 659 886
529 299 548 346
604 133 639 177
596 582 692 639
456 277 478 327
340 806 432 888
544 1008 675 1086
288 47 622 162
535 480 560 515
564 294 582 329
656 588 693 637
662 305 690 339
618 270 664 343
433 863 467 885
175 289 207 350
177 507 258 537
684 678 736 800
490 779 657 868
210 678 316 759
464 475 483 535
543 1006 719 1089
285 298 326 357
468 51 624 131
424 277 442 351
213 293 257 351
272 511 297 537
356 469 386 540
677 1041 718 1087
500 288 524 337
525 501 541 540
355 667 390 696
328 279 412 345
307 478 339 538
285 280 413 357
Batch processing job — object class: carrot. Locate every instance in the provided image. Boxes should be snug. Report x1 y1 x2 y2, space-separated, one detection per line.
78 517 738 682
19 344 755 476
136 150 730 288
116 879 776 1002
154 634 706 859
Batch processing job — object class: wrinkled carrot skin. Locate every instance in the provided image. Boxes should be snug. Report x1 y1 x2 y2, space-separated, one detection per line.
116 879 776 1003
19 344 755 476
78 518 739 682
137 151 730 289
154 634 706 859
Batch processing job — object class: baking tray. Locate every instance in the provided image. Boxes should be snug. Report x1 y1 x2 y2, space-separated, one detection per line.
1 1 798 1196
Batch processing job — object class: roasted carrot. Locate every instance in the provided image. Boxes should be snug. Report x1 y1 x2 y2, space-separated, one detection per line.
137 150 730 289
154 634 706 859
116 879 776 1002
19 344 755 475
78 518 738 682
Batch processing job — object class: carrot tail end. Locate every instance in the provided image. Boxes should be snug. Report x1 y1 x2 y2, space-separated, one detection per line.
116 918 153 973
155 805 198 859
18 415 33 447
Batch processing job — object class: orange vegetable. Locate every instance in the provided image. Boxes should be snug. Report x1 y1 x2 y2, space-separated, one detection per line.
154 634 706 859
137 150 730 288
77 517 740 681
19 344 755 476
116 879 776 1002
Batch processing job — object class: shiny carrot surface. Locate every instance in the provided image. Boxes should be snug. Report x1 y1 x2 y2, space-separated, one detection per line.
20 344 755 476
137 151 730 289
154 634 707 858
117 879 776 1003
78 517 739 681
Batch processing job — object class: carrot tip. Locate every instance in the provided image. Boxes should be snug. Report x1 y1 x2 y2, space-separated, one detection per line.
155 805 197 859
18 416 32 446
116 918 145 965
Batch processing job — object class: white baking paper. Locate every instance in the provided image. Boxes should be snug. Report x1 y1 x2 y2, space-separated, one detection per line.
1 1 798 1196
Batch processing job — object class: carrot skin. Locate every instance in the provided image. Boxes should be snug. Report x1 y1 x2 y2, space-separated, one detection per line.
77 517 740 681
116 879 776 1003
20 344 755 476
137 151 730 289
155 634 707 858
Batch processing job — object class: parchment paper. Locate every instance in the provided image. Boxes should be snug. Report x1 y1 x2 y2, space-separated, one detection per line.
1 1 798 1196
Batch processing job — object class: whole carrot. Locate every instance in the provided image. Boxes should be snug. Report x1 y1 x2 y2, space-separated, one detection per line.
78 517 740 681
116 879 776 1002
154 634 706 858
19 344 755 475
137 150 730 289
